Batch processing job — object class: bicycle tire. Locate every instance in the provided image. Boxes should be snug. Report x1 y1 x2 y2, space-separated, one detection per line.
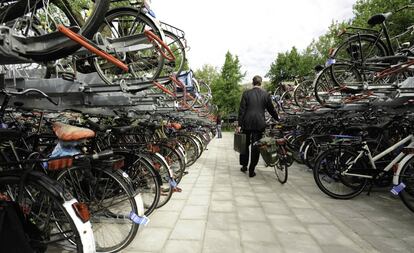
158 143 185 184
124 153 161 216
274 161 288 184
293 79 315 111
314 64 363 108
398 156 414 212
0 173 85 252
94 7 164 84
176 134 199 167
57 165 139 253
332 34 389 64
162 30 187 75
313 147 368 199
1 0 110 62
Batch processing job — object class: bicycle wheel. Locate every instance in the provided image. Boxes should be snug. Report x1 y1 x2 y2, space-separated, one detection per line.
398 157 414 212
150 153 174 209
280 91 301 115
332 34 388 64
314 64 363 108
313 147 368 199
162 30 187 76
159 144 185 184
125 155 160 216
288 135 306 164
293 80 316 111
0 0 110 62
274 160 288 184
0 173 85 252
95 7 164 84
176 134 199 167
57 166 139 253
304 141 321 170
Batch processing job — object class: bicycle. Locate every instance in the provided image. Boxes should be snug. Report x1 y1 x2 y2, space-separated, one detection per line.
255 125 292 184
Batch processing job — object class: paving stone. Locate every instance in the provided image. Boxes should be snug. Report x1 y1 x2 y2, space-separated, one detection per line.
343 218 393 236
242 242 283 253
187 195 210 206
262 202 291 215
207 212 238 230
237 207 267 221
234 196 260 207
210 200 235 212
211 191 233 201
163 240 202 253
170 220 206 240
256 192 282 202
278 233 323 253
127 227 170 252
292 208 330 224
268 214 308 234
203 230 242 253
180 205 209 220
148 211 180 228
239 222 278 243
162 199 186 211
308 224 358 247
362 235 412 253
124 133 414 253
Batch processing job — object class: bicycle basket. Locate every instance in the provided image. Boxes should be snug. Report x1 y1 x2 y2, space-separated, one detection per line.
257 137 278 166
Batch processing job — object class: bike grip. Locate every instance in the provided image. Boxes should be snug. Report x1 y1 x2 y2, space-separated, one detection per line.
92 150 114 160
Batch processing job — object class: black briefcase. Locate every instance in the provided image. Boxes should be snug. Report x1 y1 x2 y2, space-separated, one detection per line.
234 133 247 154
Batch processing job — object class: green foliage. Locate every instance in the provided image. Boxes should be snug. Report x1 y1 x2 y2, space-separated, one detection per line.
194 64 219 85
208 51 245 117
352 0 414 47
266 47 323 89
266 0 414 92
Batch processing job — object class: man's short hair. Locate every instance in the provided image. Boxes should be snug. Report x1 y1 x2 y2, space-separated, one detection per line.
253 75 262 86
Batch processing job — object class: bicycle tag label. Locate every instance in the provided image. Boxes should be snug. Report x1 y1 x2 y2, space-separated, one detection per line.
169 178 178 188
390 183 406 196
129 212 150 226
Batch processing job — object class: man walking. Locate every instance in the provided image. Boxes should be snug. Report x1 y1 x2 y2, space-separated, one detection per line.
216 113 222 139
237 75 279 177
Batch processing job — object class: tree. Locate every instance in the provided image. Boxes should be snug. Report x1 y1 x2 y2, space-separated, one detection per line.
210 51 245 117
194 64 219 85
266 47 323 90
352 0 414 48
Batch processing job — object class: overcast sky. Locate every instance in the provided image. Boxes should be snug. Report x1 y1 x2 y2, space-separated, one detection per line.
152 0 357 82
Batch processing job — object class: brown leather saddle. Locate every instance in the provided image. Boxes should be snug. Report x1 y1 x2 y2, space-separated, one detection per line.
52 122 95 141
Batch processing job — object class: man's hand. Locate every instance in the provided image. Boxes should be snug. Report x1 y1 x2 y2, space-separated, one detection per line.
235 126 241 133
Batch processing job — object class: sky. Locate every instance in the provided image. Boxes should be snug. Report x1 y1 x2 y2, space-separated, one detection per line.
152 0 357 82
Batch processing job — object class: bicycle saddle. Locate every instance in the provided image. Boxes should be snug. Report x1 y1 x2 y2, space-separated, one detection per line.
52 122 95 141
368 12 392 26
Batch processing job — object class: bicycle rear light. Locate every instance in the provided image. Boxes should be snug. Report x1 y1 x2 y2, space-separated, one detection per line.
72 202 91 223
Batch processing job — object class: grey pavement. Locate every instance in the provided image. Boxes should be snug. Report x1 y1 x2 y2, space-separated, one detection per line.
125 132 414 253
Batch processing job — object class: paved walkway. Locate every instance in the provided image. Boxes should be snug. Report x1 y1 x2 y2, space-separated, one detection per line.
125 132 414 253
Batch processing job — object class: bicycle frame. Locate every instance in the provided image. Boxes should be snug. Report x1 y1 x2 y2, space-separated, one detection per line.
343 134 414 179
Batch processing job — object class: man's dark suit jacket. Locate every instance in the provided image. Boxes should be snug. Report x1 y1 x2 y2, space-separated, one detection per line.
238 87 279 131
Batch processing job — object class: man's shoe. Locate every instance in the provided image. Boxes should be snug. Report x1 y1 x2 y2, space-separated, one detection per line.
240 166 247 173
249 172 256 178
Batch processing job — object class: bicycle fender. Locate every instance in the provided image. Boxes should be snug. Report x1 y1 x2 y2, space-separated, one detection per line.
393 154 414 185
